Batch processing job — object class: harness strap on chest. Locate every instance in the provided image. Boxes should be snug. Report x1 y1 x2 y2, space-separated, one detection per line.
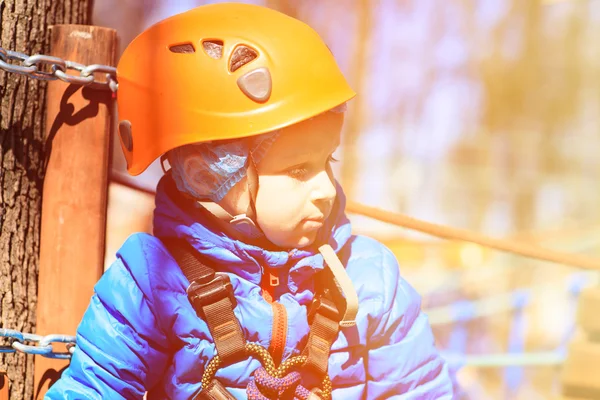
303 296 341 380
162 238 246 365
302 245 358 382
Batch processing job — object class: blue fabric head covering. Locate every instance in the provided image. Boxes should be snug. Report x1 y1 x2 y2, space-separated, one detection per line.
168 131 279 202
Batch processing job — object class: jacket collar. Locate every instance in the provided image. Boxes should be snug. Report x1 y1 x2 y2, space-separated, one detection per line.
152 174 352 294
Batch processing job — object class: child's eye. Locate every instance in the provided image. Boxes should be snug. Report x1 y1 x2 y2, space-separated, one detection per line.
287 155 338 179
287 167 309 179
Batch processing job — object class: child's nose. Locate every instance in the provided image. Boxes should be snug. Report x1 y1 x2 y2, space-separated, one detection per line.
310 170 337 204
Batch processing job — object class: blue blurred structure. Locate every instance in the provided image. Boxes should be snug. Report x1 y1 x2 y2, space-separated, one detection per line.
433 270 593 398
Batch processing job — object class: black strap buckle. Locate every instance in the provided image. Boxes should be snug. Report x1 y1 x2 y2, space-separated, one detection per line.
187 273 237 317
307 296 340 325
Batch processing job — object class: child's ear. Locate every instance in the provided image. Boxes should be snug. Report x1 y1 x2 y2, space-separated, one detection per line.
182 156 203 180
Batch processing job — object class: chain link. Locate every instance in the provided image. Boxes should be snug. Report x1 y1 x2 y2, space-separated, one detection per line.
0 46 118 92
0 328 76 359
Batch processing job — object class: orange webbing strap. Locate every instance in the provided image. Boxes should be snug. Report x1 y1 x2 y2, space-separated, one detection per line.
162 238 246 365
303 296 341 379
346 200 600 271
194 379 236 400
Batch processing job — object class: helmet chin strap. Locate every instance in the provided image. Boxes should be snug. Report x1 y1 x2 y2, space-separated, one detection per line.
228 153 264 239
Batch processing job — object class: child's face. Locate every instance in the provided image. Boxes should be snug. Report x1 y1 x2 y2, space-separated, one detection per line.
255 111 344 249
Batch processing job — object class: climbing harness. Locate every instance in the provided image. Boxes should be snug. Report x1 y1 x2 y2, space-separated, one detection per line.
161 236 355 400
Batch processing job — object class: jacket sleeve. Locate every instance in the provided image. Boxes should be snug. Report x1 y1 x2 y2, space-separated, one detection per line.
366 247 455 399
45 252 171 400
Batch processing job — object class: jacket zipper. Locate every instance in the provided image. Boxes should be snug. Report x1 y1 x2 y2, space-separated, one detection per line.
269 301 288 367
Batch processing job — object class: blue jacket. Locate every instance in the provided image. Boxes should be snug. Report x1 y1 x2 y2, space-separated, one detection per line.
46 175 454 399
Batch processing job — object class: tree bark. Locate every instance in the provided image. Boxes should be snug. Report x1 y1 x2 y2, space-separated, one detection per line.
0 1 91 399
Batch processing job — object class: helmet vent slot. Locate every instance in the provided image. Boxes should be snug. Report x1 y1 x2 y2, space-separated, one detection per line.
203 40 224 59
230 45 258 72
169 43 195 54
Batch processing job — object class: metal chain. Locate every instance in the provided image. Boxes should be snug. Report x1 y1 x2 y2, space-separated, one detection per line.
0 328 76 359
0 46 118 92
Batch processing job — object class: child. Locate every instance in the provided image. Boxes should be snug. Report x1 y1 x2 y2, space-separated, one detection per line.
46 3 454 399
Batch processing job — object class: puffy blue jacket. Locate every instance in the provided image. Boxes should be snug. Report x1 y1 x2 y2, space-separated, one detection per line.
46 175 454 399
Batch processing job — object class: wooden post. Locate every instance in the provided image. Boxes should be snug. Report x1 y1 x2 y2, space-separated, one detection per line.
34 25 117 399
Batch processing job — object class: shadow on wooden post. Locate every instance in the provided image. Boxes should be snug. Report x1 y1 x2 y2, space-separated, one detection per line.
33 25 117 399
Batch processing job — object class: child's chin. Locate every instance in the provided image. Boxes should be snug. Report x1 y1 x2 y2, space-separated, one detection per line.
266 230 317 249
295 234 317 249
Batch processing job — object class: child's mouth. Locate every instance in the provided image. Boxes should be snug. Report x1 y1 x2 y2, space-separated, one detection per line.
302 217 325 230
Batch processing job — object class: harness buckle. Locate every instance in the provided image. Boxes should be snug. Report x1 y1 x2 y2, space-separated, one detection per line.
187 273 237 317
307 296 340 325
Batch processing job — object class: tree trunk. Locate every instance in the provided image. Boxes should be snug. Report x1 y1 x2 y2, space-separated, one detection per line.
0 1 91 399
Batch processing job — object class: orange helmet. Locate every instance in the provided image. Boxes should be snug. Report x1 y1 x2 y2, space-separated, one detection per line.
116 2 356 176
